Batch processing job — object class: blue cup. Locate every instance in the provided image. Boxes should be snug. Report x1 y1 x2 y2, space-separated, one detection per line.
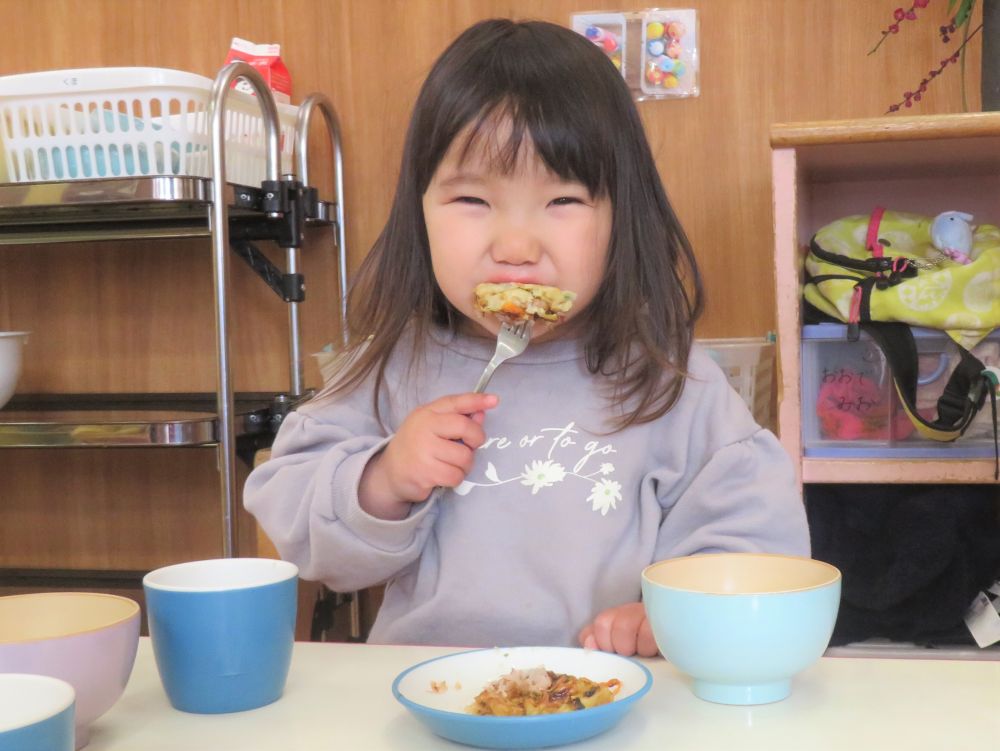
142 558 298 714
0 674 75 751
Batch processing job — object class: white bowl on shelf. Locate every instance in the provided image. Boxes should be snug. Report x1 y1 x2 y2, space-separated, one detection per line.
0 332 28 409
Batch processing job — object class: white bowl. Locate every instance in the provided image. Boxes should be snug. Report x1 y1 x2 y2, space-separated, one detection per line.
0 332 29 408
392 646 652 749
0 674 76 751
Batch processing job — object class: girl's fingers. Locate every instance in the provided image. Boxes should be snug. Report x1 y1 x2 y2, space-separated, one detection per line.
589 610 616 653
435 438 476 476
588 603 647 655
610 610 643 656
432 413 486 448
429 392 499 416
432 455 475 488
636 618 659 657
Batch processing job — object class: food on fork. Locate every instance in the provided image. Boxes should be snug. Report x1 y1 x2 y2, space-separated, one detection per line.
473 283 576 323
466 666 621 716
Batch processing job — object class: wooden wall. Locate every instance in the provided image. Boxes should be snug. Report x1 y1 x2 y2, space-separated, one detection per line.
1 0 983 346
0 0 984 572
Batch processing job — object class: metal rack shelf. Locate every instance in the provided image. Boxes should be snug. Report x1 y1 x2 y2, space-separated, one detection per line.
0 63 349 561
0 176 335 243
0 393 278 448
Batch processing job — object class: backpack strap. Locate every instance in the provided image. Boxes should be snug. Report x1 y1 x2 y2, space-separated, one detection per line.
808 227 920 277
859 321 988 442
865 206 887 256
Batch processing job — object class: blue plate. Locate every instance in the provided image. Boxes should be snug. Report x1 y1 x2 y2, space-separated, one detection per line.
392 646 653 749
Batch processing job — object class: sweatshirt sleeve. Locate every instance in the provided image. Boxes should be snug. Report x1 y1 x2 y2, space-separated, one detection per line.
650 348 810 561
243 393 439 592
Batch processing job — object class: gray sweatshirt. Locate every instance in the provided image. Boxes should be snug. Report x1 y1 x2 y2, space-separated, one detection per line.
244 326 809 647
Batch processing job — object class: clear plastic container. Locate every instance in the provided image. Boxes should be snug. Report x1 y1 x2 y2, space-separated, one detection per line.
699 336 774 428
571 8 699 101
0 67 297 186
801 323 999 458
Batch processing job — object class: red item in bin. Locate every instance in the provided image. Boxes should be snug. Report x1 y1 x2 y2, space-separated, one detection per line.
225 37 291 103
816 368 915 441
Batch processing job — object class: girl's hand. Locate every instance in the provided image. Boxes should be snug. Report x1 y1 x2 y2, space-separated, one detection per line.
359 392 499 520
578 602 659 657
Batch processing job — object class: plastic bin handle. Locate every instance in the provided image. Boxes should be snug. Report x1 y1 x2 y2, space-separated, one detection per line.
917 352 950 387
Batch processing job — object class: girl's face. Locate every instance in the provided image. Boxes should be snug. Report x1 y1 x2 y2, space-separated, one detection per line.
422 133 612 341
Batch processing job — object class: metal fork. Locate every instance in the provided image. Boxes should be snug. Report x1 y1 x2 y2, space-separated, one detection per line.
426 320 532 503
473 320 533 393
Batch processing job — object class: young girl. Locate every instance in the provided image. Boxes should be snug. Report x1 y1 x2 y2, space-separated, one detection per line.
245 18 808 657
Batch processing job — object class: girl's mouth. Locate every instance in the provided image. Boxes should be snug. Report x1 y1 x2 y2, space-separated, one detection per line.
485 276 547 285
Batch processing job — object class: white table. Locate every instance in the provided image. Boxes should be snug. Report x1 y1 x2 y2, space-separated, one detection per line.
86 639 998 751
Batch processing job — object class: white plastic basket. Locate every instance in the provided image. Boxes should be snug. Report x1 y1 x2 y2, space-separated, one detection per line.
698 336 775 428
0 67 297 186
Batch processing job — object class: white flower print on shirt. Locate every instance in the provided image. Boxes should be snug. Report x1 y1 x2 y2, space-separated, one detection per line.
588 479 622 516
453 421 619 514
520 460 567 494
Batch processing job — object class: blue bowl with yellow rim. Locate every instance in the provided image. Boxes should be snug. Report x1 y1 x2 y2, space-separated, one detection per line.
642 552 841 706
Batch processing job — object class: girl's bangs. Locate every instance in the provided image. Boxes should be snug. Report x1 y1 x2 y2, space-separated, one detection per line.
444 97 611 197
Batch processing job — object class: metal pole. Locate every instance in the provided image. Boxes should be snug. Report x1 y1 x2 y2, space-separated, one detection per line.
285 240 304 396
295 94 349 347
207 61 281 558
294 93 359 639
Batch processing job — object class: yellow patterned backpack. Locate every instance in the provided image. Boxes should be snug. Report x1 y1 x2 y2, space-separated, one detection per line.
804 208 998 458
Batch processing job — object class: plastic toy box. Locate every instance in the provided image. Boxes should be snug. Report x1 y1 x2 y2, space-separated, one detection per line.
699 337 774 429
801 323 999 458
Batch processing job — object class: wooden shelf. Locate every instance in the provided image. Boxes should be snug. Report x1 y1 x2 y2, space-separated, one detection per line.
771 111 1000 148
803 458 997 485
771 112 1000 486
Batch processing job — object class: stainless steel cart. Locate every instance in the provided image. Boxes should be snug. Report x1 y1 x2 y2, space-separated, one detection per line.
0 63 352 630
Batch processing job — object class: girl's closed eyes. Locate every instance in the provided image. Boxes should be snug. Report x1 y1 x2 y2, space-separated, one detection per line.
451 195 589 207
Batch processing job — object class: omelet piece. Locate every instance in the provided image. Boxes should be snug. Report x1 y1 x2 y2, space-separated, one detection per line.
473 282 576 323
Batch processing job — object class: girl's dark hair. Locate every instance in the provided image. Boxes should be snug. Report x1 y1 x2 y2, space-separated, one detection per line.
328 18 703 429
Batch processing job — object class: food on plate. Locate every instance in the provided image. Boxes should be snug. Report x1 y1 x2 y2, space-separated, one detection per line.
473 283 576 323
466 666 621 716
427 679 463 693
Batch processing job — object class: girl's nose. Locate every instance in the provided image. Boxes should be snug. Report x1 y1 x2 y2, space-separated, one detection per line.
490 227 542 265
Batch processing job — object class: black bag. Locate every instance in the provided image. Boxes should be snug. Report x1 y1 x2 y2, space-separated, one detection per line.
806 483 1000 647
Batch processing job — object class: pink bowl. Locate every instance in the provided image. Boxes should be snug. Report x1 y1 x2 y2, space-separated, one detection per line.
0 593 140 749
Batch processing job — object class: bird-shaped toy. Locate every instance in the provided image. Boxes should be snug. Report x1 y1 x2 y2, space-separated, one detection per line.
930 211 974 265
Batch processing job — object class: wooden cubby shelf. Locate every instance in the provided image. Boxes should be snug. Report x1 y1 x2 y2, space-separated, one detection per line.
771 112 1000 485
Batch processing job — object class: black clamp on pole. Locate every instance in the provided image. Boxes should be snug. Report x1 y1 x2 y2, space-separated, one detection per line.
230 240 305 302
